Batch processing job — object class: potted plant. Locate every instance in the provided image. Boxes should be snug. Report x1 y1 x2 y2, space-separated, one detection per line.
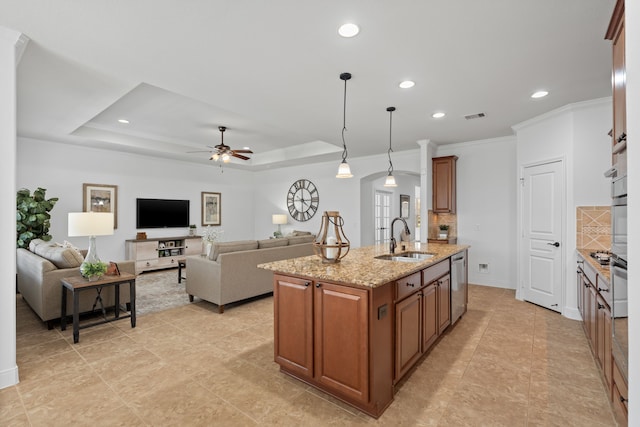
16 187 58 248
438 224 449 239
80 261 108 281
189 224 197 236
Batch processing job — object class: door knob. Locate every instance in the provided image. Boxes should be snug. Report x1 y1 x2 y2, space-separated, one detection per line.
547 242 560 247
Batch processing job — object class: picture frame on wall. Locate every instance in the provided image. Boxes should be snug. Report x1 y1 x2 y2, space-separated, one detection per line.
400 194 410 219
83 183 118 229
202 192 221 226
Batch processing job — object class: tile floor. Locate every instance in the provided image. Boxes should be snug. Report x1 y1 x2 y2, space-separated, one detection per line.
2 285 617 426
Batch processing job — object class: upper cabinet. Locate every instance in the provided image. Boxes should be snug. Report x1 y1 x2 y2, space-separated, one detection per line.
432 156 458 213
606 0 626 173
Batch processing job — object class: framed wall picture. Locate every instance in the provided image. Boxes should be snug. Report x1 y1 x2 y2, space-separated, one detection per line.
202 192 221 226
83 183 118 228
400 194 410 218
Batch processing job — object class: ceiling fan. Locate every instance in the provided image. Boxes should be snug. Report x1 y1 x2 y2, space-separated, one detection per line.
191 126 253 163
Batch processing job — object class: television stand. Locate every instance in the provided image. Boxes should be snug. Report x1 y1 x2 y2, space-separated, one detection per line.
125 236 202 274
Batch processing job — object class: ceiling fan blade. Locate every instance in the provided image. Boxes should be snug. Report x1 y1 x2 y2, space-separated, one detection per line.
232 153 251 161
232 149 253 154
186 150 213 153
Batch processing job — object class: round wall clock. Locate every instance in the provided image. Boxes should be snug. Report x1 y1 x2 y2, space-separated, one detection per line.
287 179 319 222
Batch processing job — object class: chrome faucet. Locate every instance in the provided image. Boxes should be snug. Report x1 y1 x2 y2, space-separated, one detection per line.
390 217 411 253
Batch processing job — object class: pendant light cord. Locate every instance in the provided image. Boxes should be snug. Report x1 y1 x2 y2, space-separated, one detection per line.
341 76 349 162
387 107 395 174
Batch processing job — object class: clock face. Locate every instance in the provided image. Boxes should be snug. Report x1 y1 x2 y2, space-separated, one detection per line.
287 179 319 222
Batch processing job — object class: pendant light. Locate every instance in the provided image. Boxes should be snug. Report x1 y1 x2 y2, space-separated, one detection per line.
336 72 353 178
384 106 397 187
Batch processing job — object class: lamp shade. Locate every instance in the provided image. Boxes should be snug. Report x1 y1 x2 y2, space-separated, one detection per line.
272 214 288 225
68 212 114 237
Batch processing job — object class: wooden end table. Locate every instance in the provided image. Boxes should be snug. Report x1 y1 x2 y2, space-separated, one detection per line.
178 259 186 283
60 272 136 343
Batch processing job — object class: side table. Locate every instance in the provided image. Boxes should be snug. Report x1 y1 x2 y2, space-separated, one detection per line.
60 273 136 343
178 259 186 283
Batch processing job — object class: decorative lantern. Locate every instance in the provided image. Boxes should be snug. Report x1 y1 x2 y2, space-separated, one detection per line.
313 211 350 263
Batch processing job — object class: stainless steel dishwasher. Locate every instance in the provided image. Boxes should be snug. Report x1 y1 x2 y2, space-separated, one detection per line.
451 252 467 324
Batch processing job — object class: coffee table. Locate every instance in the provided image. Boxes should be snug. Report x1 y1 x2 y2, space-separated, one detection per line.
60 273 136 343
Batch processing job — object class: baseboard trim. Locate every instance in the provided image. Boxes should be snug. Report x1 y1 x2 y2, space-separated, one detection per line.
563 306 581 321
0 365 19 390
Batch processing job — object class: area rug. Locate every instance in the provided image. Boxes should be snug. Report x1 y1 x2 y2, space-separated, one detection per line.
135 268 190 316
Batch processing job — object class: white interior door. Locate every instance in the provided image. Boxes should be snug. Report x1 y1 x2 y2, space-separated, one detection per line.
374 190 391 245
521 160 564 312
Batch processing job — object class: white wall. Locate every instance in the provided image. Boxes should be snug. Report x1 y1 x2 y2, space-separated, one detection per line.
514 98 612 319
252 150 421 247
0 26 24 389
17 138 256 261
435 137 518 288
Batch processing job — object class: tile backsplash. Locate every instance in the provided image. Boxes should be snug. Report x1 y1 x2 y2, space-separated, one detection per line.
428 210 457 239
576 206 611 251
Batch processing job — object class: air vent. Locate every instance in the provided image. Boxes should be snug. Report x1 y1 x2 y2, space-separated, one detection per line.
464 112 486 120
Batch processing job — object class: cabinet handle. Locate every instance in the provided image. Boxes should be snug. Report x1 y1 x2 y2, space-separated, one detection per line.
597 287 609 293
577 260 584 265
584 283 590 288
316 283 322 288
304 281 311 287
598 303 604 310
620 395 628 403
617 132 627 143
406 282 415 288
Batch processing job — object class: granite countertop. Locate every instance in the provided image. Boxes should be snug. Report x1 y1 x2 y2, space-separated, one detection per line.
259 242 470 288
577 249 610 283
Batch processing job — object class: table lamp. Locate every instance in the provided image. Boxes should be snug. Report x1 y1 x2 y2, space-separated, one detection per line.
272 214 287 238
68 212 114 275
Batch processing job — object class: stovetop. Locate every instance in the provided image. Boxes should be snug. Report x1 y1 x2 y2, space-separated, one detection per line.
590 251 611 266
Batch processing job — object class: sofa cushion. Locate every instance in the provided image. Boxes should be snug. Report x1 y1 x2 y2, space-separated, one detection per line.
288 234 316 245
32 242 84 269
211 240 259 260
258 238 289 249
290 230 313 236
28 238 47 252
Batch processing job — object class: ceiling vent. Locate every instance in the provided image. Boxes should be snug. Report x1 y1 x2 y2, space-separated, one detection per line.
464 112 486 120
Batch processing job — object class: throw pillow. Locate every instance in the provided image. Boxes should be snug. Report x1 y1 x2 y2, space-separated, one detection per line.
258 238 289 249
28 238 47 252
210 240 259 260
33 243 84 269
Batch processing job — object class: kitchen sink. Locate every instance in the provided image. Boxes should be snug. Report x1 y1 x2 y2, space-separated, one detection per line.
375 252 435 262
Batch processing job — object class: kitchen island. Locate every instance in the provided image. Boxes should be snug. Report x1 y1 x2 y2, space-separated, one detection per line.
259 242 469 418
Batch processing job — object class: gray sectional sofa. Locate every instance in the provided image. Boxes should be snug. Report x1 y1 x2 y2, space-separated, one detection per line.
16 239 135 328
185 234 315 313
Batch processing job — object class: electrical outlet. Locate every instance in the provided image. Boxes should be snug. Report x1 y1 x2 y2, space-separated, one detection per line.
479 263 489 273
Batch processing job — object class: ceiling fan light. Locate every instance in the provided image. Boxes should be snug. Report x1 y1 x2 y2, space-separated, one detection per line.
336 160 353 178
384 173 397 187
211 153 220 161
222 153 231 162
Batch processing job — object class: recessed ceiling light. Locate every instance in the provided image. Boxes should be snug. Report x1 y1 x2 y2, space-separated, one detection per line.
531 90 549 99
117 119 129 124
399 80 415 89
338 23 359 38
432 112 445 119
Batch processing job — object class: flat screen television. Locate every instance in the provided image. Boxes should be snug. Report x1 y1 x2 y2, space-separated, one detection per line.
136 198 190 229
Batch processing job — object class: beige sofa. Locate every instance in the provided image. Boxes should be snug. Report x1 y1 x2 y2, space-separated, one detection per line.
17 239 135 328
185 234 315 313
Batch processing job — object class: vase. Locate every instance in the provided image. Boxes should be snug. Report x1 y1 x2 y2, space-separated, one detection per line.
205 242 213 258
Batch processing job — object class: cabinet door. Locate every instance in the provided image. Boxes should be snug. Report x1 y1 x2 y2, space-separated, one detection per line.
274 275 314 379
422 283 438 352
577 267 584 321
437 274 451 335
596 295 612 390
314 282 369 404
612 16 626 150
432 156 457 213
183 237 203 256
395 292 422 381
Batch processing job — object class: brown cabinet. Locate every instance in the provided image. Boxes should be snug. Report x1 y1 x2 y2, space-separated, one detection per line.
395 293 422 380
432 156 458 213
314 281 369 403
394 260 451 382
612 356 628 425
576 255 613 399
273 273 393 417
606 0 626 169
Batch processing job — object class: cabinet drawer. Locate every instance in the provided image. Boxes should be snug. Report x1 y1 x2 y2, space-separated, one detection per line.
423 260 450 285
612 359 628 412
582 260 598 286
136 259 158 271
158 257 179 267
396 272 421 301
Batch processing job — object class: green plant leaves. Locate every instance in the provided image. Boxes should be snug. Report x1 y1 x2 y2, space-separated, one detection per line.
16 187 58 248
